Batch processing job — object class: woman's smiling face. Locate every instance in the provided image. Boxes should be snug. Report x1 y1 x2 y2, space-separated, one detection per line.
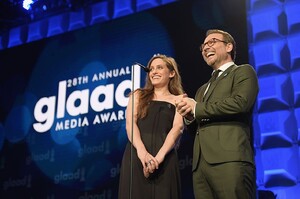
149 58 174 87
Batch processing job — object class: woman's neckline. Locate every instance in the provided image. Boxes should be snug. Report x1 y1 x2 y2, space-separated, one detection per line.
151 100 175 108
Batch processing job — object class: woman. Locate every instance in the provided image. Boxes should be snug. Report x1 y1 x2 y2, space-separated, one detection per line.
118 54 184 199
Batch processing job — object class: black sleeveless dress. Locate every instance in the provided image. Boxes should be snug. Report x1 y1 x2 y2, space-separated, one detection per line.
118 101 181 199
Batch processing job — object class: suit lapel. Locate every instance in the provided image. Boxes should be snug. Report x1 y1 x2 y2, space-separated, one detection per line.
196 83 208 102
203 64 236 102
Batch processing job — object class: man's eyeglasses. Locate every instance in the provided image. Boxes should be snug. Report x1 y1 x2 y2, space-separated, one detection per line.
199 38 227 52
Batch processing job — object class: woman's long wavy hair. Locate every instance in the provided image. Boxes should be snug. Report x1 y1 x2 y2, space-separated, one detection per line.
135 54 184 119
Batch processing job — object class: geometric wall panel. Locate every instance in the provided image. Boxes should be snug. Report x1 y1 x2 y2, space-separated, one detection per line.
262 147 299 188
246 0 300 197
287 35 300 70
257 74 293 112
285 2 300 34
264 168 297 188
137 0 160 11
250 6 284 41
252 40 288 76
258 110 297 149
47 14 69 37
253 113 261 148
162 0 177 4
89 2 110 25
113 0 134 19
291 71 300 106
294 108 300 142
255 149 264 186
249 0 280 11
276 185 300 199
68 9 87 31
8 26 27 48
27 20 48 42
0 0 177 51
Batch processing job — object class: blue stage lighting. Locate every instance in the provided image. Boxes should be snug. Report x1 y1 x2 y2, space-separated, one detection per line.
23 0 34 10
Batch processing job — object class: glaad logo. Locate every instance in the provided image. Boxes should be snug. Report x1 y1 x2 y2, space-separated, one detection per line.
79 190 112 199
54 168 85 184
78 142 110 158
32 66 141 133
26 149 55 165
3 175 32 190
178 155 192 170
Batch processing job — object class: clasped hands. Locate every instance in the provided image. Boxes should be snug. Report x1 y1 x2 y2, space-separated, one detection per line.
175 94 197 120
140 94 196 178
143 153 159 178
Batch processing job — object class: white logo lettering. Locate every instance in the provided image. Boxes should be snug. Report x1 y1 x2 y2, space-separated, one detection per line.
33 66 142 133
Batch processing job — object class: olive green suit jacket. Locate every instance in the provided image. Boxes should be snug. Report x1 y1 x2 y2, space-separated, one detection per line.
192 64 259 171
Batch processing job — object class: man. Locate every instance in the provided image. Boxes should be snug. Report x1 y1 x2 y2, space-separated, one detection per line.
176 29 258 199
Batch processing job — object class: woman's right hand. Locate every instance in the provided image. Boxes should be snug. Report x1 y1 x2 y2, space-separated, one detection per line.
137 150 159 178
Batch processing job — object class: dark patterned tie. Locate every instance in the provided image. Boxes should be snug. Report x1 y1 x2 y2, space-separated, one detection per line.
203 70 221 101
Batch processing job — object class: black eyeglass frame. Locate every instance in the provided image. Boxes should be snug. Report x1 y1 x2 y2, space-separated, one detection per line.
199 38 228 52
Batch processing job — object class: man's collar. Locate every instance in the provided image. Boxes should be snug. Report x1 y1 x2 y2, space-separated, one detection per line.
217 61 234 72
